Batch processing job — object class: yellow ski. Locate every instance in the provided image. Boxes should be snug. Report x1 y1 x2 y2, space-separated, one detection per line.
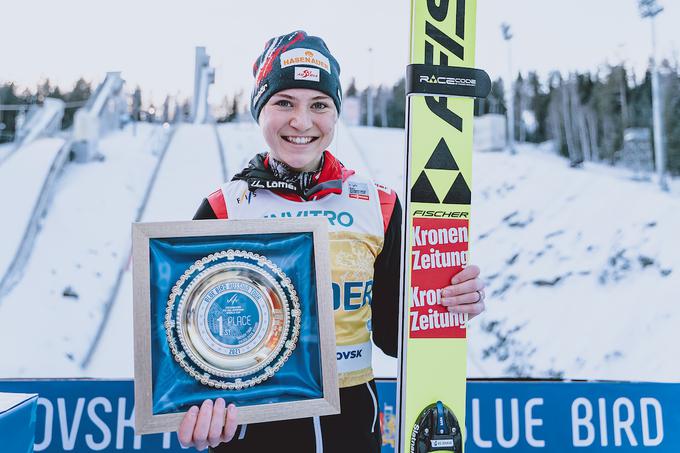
398 1 489 452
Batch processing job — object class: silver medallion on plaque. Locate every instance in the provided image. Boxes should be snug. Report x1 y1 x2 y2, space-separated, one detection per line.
165 250 301 389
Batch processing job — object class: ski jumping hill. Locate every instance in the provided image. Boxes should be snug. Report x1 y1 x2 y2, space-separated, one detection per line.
0 124 162 376
87 123 227 375
0 137 66 284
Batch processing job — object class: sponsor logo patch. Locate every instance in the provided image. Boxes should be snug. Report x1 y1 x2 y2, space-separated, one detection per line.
348 182 370 200
294 66 320 82
281 48 331 73
375 183 392 194
409 218 469 339
413 209 469 218
249 179 296 191
252 83 268 106
265 210 354 227
236 189 256 205
332 280 372 311
419 75 477 87
337 349 363 360
431 439 455 448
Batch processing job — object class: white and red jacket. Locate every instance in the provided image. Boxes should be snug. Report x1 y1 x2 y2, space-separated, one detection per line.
194 151 401 388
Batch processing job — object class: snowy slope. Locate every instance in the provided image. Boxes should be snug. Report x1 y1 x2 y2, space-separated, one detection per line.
0 124 160 377
2 121 678 384
216 122 267 179
0 142 16 162
344 126 406 196
142 124 224 221
88 123 225 376
0 137 65 281
16 99 64 147
467 143 680 382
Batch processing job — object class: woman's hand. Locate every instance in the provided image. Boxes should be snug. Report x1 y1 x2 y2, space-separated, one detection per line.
178 398 238 451
440 264 486 319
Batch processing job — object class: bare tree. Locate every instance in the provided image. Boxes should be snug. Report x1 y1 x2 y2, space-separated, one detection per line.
561 76 580 165
569 75 591 161
584 107 600 161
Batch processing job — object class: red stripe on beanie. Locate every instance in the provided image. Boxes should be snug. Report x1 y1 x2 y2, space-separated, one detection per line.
255 32 305 86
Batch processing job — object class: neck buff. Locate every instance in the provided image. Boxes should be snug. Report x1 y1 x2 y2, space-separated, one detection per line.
268 154 324 194
232 152 345 201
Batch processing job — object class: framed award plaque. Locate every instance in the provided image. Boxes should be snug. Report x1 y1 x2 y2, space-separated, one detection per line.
132 218 339 435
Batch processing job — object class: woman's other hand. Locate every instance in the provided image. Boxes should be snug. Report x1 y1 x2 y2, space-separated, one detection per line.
440 264 486 319
178 398 238 450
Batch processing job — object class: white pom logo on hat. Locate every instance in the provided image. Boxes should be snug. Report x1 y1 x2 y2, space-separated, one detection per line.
281 48 331 74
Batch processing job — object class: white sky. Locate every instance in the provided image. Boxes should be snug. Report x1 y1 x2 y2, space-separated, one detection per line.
1 0 678 105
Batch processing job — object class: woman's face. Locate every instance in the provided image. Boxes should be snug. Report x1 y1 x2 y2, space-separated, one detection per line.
259 88 338 172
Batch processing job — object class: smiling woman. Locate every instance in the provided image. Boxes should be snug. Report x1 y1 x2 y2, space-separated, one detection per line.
180 30 485 453
259 89 338 172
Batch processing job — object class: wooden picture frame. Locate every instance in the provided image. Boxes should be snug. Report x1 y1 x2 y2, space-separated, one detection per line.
132 218 339 435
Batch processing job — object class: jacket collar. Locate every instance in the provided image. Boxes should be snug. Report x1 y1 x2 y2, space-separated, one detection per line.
232 151 355 201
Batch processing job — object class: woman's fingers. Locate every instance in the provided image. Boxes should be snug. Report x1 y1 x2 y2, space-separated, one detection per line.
446 299 485 316
441 269 487 319
450 264 480 285
442 277 484 298
208 398 227 447
192 399 214 451
177 400 235 450
441 289 482 308
222 404 239 443
177 406 199 448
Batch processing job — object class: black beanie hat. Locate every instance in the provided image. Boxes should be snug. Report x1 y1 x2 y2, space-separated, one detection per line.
250 30 342 121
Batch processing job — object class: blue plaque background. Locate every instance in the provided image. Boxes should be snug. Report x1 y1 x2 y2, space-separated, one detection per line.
205 290 261 346
148 232 323 415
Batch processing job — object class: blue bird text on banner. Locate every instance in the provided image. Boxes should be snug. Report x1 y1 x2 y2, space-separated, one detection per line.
0 379 678 452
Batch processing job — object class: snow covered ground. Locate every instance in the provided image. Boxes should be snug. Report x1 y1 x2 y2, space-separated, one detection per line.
88 123 225 376
467 143 680 382
141 124 224 222
215 122 267 177
0 124 161 376
0 137 65 281
349 129 680 382
0 142 16 162
1 121 678 384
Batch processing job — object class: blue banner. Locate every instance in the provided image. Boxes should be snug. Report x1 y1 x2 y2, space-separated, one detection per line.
0 392 38 453
0 379 678 452
377 380 680 452
0 380 190 452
